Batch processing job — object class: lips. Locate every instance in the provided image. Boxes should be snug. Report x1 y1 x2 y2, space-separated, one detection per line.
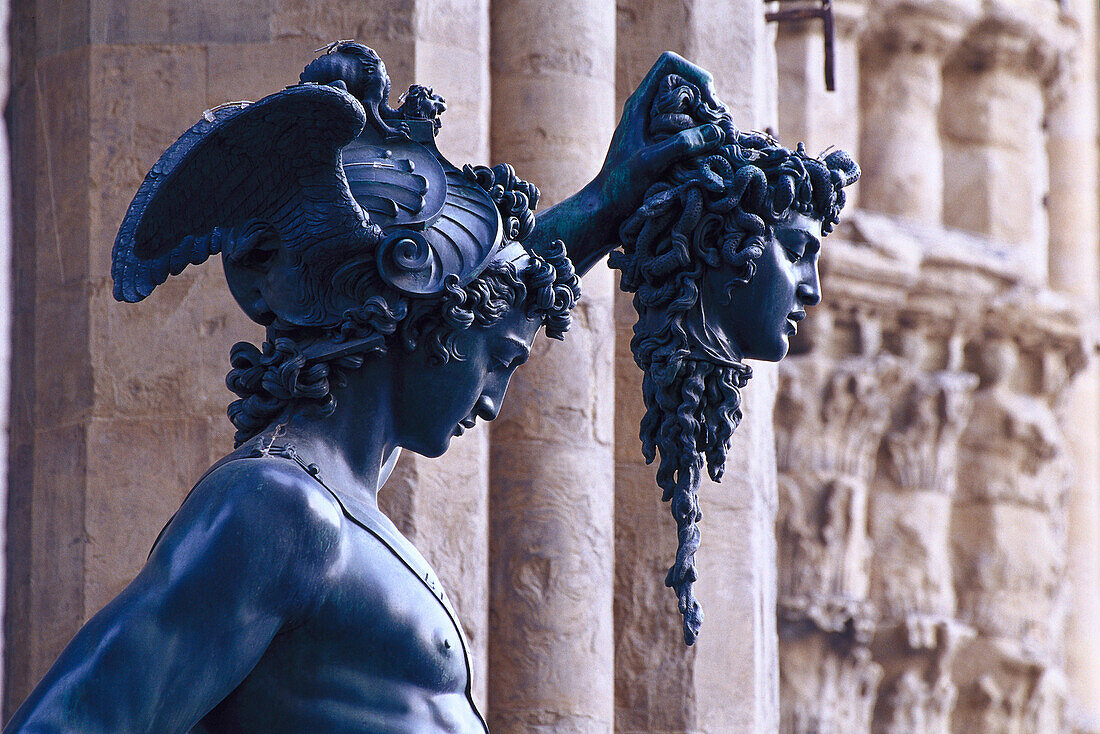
786 310 807 335
453 414 478 437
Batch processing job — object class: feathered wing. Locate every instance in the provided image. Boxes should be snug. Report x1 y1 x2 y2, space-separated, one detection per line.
112 83 378 303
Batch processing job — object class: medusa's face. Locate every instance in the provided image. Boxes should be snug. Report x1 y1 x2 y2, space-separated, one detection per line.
701 211 823 362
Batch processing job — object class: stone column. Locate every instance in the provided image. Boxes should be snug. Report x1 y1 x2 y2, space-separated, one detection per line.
486 2 617 731
858 0 976 223
872 366 977 734
3 0 496 715
1044 0 1100 729
612 2 781 731
941 5 1064 283
776 0 866 205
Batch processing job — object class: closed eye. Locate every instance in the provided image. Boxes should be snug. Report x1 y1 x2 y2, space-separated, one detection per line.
778 232 819 265
781 245 804 264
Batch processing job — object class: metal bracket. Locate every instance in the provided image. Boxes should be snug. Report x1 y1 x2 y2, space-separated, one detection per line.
765 0 837 92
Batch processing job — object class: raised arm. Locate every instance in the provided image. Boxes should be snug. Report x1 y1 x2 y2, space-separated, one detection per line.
5 459 342 734
529 52 727 276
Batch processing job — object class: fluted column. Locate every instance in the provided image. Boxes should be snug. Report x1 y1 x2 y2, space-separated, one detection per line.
1044 0 1100 729
487 2 616 731
941 4 1065 283
859 0 976 222
612 2 781 731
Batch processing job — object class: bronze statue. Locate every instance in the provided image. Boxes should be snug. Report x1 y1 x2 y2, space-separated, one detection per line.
6 42 856 732
609 73 859 644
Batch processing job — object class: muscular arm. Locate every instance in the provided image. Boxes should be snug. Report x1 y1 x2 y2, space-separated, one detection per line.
5 459 342 734
528 51 726 276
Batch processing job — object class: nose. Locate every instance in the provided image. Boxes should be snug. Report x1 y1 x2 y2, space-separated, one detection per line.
474 395 498 422
797 264 821 307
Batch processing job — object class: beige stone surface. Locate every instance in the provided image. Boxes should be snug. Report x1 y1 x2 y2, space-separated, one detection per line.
1044 1 1100 728
7 0 497 721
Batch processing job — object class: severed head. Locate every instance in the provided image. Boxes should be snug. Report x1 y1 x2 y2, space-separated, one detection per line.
608 73 859 644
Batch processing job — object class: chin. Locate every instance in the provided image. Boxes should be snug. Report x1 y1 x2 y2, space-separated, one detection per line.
746 338 789 363
403 435 451 459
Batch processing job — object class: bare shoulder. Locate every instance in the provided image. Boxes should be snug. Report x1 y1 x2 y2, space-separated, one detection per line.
181 454 345 538
145 455 346 620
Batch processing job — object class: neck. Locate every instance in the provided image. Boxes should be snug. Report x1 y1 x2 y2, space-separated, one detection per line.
255 357 398 506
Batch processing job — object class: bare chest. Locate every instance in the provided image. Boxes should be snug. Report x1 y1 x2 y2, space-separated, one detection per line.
201 520 484 733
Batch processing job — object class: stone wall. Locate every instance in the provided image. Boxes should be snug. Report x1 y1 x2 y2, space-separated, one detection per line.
5 0 1099 732
773 0 1100 732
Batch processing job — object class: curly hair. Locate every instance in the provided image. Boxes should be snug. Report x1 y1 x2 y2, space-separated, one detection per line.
609 73 859 644
225 166 580 447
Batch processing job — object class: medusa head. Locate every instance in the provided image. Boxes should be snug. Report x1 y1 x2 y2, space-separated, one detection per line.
609 73 859 644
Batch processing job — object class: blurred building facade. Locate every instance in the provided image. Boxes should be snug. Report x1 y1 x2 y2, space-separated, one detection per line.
2 1 1098 732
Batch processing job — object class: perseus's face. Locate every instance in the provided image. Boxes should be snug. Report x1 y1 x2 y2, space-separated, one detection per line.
701 211 823 362
392 305 540 458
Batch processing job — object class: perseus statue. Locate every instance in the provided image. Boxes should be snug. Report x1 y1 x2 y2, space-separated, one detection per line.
6 41 856 732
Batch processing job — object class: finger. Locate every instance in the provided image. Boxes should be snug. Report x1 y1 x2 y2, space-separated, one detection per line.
625 51 714 113
639 123 725 174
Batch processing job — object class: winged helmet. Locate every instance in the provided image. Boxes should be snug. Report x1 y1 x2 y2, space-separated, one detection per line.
112 42 517 333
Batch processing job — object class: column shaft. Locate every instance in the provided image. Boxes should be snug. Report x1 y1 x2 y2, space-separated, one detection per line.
613 1 780 731
1045 0 1100 727
487 2 617 731
941 10 1062 282
859 1 973 223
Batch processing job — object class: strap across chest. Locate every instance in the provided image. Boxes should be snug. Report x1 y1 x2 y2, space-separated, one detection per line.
254 442 489 733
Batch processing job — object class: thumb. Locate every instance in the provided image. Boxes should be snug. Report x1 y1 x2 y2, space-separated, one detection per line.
639 123 724 174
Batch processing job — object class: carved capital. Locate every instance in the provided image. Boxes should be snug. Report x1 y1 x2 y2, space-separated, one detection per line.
777 354 905 479
872 615 974 734
884 370 978 494
780 637 883 734
946 0 1074 97
862 0 979 61
953 650 1069 734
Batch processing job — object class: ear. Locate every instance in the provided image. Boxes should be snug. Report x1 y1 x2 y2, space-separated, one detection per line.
221 220 282 325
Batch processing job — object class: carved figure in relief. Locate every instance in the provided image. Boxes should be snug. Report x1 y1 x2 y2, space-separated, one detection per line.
6 45 733 733
608 73 859 643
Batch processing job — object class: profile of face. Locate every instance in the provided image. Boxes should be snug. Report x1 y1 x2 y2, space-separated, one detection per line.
700 211 823 362
391 304 540 458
